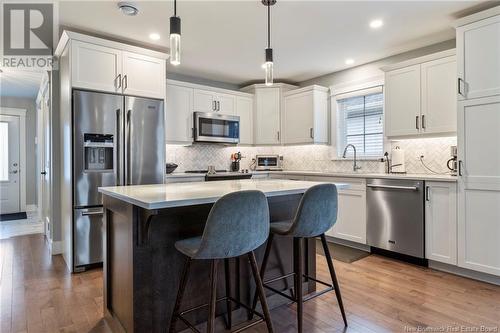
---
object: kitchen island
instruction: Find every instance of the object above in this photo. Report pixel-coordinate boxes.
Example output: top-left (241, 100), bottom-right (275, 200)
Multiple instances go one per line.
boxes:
top-left (99, 179), bottom-right (348, 333)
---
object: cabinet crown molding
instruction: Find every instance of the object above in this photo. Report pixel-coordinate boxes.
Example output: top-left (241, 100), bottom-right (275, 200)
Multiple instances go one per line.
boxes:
top-left (167, 79), bottom-right (253, 98)
top-left (55, 30), bottom-right (169, 60)
top-left (453, 5), bottom-right (500, 27)
top-left (240, 83), bottom-right (298, 92)
top-left (283, 85), bottom-right (329, 96)
top-left (381, 49), bottom-right (456, 72)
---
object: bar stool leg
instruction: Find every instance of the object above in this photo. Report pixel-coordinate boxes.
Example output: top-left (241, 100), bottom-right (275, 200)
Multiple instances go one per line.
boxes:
top-left (169, 257), bottom-right (191, 333)
top-left (207, 259), bottom-right (218, 333)
top-left (320, 234), bottom-right (348, 327)
top-left (294, 237), bottom-right (304, 333)
top-left (248, 251), bottom-right (274, 333)
top-left (224, 258), bottom-right (232, 330)
top-left (250, 233), bottom-right (274, 319)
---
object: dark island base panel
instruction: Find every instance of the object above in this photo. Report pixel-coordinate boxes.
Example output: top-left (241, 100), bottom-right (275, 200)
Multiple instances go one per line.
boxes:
top-left (102, 194), bottom-right (317, 333)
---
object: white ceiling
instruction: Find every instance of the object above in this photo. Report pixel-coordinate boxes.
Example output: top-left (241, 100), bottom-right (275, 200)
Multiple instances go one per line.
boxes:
top-left (0, 69), bottom-right (44, 99)
top-left (59, 1), bottom-right (486, 85)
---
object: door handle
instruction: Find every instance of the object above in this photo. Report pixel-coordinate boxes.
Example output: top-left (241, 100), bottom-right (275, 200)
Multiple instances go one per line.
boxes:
top-left (416, 115), bottom-right (419, 130)
top-left (125, 110), bottom-right (131, 185)
top-left (82, 209), bottom-right (104, 216)
top-left (458, 78), bottom-right (465, 97)
top-left (116, 74), bottom-right (122, 89)
top-left (367, 184), bottom-right (418, 191)
top-left (122, 75), bottom-right (128, 91)
top-left (10, 170), bottom-right (18, 174)
top-left (115, 109), bottom-right (121, 186)
top-left (40, 171), bottom-right (47, 175)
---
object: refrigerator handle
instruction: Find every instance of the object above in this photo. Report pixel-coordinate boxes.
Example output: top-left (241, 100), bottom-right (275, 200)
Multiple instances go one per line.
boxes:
top-left (125, 109), bottom-right (131, 185)
top-left (115, 109), bottom-right (120, 185)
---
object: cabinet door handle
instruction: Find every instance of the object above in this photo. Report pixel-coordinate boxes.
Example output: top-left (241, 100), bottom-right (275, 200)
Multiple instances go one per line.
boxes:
top-left (277, 131), bottom-right (280, 141)
top-left (116, 74), bottom-right (122, 89)
top-left (425, 186), bottom-right (430, 201)
top-left (122, 75), bottom-right (128, 90)
top-left (212, 101), bottom-right (216, 111)
top-left (416, 115), bottom-right (419, 130)
top-left (310, 128), bottom-right (314, 139)
top-left (217, 101), bottom-right (220, 111)
top-left (458, 160), bottom-right (463, 176)
top-left (421, 115), bottom-right (425, 129)
top-left (458, 78), bottom-right (465, 97)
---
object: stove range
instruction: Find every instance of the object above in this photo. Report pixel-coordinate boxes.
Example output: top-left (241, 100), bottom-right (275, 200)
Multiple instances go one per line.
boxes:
top-left (185, 170), bottom-right (252, 181)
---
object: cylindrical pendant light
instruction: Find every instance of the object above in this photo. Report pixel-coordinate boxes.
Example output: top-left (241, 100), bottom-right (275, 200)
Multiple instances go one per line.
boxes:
top-left (263, 0), bottom-right (276, 86)
top-left (169, 0), bottom-right (181, 66)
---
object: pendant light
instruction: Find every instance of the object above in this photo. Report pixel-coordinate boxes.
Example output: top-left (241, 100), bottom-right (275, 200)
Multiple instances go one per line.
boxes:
top-left (263, 0), bottom-right (276, 86)
top-left (169, 0), bottom-right (181, 66)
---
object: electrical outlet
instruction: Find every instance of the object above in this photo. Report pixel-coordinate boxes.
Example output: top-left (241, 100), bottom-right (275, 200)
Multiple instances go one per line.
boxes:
top-left (416, 149), bottom-right (426, 160)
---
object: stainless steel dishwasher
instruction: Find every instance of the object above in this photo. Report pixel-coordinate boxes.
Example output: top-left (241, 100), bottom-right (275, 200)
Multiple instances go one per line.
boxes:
top-left (366, 178), bottom-right (425, 258)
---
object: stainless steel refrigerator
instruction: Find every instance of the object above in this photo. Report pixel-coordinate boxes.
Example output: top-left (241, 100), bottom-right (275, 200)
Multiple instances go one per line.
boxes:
top-left (72, 90), bottom-right (164, 271)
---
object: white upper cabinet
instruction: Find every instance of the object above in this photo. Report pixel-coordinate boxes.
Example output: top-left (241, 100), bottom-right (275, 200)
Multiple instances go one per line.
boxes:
top-left (217, 93), bottom-right (236, 115)
top-left (64, 32), bottom-right (167, 99)
top-left (236, 96), bottom-right (253, 145)
top-left (425, 181), bottom-right (457, 265)
top-left (457, 14), bottom-right (500, 100)
top-left (193, 89), bottom-right (235, 115)
top-left (122, 51), bottom-right (166, 99)
top-left (166, 83), bottom-right (194, 144)
top-left (255, 87), bottom-right (281, 145)
top-left (384, 51), bottom-right (457, 138)
top-left (71, 40), bottom-right (122, 93)
top-left (385, 64), bottom-right (421, 137)
top-left (421, 56), bottom-right (457, 134)
top-left (283, 86), bottom-right (328, 145)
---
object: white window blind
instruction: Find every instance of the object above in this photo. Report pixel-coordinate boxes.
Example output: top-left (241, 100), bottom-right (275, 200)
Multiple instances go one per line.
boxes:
top-left (336, 90), bottom-right (384, 158)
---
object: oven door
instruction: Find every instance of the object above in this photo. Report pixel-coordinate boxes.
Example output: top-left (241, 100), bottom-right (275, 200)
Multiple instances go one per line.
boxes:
top-left (194, 112), bottom-right (240, 144)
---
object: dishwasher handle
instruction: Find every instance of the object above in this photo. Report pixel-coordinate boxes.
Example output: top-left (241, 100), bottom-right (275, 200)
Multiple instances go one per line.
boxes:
top-left (367, 184), bottom-right (419, 191)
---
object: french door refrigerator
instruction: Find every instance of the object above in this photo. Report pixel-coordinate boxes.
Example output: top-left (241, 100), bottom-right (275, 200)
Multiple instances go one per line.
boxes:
top-left (72, 90), bottom-right (164, 271)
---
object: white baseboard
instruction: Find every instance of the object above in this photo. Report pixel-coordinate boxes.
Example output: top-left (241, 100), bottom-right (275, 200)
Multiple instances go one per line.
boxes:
top-left (48, 239), bottom-right (63, 255)
top-left (26, 204), bottom-right (38, 212)
top-left (429, 260), bottom-right (500, 286)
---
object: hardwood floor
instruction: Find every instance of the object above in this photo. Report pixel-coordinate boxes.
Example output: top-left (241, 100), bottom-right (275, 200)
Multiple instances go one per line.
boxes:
top-left (1, 234), bottom-right (500, 333)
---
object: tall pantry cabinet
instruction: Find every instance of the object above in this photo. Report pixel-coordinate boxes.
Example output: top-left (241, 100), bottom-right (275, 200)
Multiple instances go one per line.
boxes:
top-left (455, 7), bottom-right (500, 276)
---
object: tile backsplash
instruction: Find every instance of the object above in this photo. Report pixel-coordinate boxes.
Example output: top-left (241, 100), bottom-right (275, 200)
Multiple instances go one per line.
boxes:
top-left (166, 136), bottom-right (457, 175)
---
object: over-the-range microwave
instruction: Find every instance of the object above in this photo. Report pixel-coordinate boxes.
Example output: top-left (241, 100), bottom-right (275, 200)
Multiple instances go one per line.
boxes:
top-left (194, 112), bottom-right (240, 144)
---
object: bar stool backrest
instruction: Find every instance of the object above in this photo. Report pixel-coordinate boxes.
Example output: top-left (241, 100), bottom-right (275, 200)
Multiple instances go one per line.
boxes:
top-left (288, 183), bottom-right (338, 238)
top-left (194, 190), bottom-right (270, 259)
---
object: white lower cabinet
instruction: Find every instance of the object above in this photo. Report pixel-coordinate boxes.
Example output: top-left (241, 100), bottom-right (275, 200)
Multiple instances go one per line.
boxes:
top-left (425, 181), bottom-right (457, 265)
top-left (304, 176), bottom-right (366, 244)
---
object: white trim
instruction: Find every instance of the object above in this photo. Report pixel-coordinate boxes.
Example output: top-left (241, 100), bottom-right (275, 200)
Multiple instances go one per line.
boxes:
top-left (26, 204), bottom-right (37, 212)
top-left (0, 107), bottom-right (27, 213)
top-left (380, 49), bottom-right (456, 72)
top-left (168, 79), bottom-right (254, 98)
top-left (330, 75), bottom-right (384, 97)
top-left (453, 6), bottom-right (500, 28)
top-left (48, 239), bottom-right (63, 255)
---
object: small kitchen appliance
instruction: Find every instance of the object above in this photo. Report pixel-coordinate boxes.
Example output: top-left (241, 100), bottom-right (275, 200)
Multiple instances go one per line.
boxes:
top-left (255, 155), bottom-right (283, 171)
top-left (447, 145), bottom-right (458, 175)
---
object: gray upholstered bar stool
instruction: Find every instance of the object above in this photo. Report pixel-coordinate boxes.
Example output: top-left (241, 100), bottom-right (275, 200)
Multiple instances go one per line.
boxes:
top-left (251, 183), bottom-right (347, 332)
top-left (169, 190), bottom-right (274, 333)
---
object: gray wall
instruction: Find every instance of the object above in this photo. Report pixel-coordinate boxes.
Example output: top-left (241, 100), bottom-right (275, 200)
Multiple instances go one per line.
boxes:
top-left (299, 40), bottom-right (456, 88)
top-left (0, 96), bottom-right (38, 206)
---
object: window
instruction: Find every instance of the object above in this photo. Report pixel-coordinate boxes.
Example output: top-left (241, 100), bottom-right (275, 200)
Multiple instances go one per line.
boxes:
top-left (336, 89), bottom-right (384, 158)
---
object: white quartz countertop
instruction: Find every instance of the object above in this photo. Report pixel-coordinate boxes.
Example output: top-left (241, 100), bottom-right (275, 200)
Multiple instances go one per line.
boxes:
top-left (166, 170), bottom-right (457, 182)
top-left (99, 179), bottom-right (350, 210)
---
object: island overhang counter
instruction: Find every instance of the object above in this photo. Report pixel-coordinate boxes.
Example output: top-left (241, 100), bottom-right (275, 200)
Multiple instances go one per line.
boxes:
top-left (98, 179), bottom-right (349, 333)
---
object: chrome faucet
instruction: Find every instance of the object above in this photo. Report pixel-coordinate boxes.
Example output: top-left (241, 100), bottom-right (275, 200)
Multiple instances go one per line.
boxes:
top-left (342, 144), bottom-right (362, 172)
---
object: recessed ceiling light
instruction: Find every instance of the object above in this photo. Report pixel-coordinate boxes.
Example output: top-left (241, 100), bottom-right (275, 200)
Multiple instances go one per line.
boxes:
top-left (118, 2), bottom-right (139, 16)
top-left (149, 33), bottom-right (160, 41)
top-left (345, 59), bottom-right (355, 65)
top-left (370, 19), bottom-right (384, 29)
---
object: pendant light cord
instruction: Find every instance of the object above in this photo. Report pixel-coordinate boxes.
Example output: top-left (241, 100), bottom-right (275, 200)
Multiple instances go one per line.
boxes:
top-left (267, 4), bottom-right (271, 48)
top-left (174, 0), bottom-right (177, 17)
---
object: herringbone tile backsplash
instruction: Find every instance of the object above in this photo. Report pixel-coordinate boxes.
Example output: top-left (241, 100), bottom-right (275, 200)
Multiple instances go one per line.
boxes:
top-left (166, 137), bottom-right (457, 175)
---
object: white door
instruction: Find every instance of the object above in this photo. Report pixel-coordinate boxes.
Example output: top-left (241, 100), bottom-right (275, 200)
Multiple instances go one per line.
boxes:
top-left (0, 115), bottom-right (21, 214)
top-left (457, 96), bottom-right (500, 276)
top-left (71, 40), bottom-right (122, 93)
top-left (457, 15), bottom-right (500, 100)
top-left (235, 96), bottom-right (253, 145)
top-left (39, 97), bottom-right (51, 235)
top-left (255, 88), bottom-right (281, 145)
top-left (421, 56), bottom-right (457, 134)
top-left (385, 65), bottom-right (421, 137)
top-left (425, 182), bottom-right (457, 265)
top-left (217, 93), bottom-right (236, 115)
top-left (122, 51), bottom-right (166, 99)
top-left (283, 91), bottom-right (314, 144)
top-left (166, 84), bottom-right (194, 144)
top-left (194, 89), bottom-right (217, 113)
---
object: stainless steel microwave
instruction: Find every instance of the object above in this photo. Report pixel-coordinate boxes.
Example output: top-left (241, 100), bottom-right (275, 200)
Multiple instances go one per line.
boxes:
top-left (194, 112), bottom-right (240, 144)
top-left (256, 155), bottom-right (282, 171)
